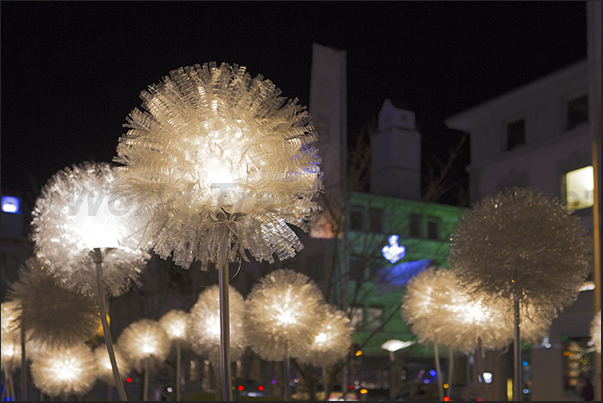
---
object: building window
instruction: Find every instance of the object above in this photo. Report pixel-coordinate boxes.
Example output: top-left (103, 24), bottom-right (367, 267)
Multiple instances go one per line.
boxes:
top-left (566, 94), bottom-right (589, 131)
top-left (409, 214), bottom-right (422, 238)
top-left (565, 166), bottom-right (594, 210)
top-left (348, 306), bottom-right (364, 332)
top-left (426, 217), bottom-right (440, 240)
top-left (368, 207), bottom-right (384, 233)
top-left (507, 118), bottom-right (525, 151)
top-left (350, 205), bottom-right (365, 231)
top-left (367, 306), bottom-right (384, 331)
top-left (349, 255), bottom-right (365, 282)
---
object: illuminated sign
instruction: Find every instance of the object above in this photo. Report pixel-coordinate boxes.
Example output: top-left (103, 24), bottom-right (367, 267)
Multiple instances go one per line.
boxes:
top-left (382, 235), bottom-right (406, 263)
top-left (1, 196), bottom-right (20, 214)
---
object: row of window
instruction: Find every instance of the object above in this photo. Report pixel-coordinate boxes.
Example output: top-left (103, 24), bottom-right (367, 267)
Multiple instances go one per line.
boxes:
top-left (506, 94), bottom-right (589, 152)
top-left (348, 305), bottom-right (383, 333)
top-left (349, 206), bottom-right (441, 240)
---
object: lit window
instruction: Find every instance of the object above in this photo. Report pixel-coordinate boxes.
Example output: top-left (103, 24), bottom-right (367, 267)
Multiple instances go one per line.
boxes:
top-left (369, 208), bottom-right (384, 233)
top-left (507, 118), bottom-right (525, 151)
top-left (367, 306), bottom-right (384, 331)
top-left (348, 307), bottom-right (363, 332)
top-left (1, 196), bottom-right (20, 214)
top-left (409, 214), bottom-right (422, 238)
top-left (426, 217), bottom-right (440, 240)
top-left (565, 166), bottom-right (594, 210)
top-left (566, 94), bottom-right (588, 131)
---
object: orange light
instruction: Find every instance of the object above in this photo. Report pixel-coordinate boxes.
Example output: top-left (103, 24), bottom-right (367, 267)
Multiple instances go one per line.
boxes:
top-left (238, 385), bottom-right (244, 391)
top-left (258, 386), bottom-right (264, 391)
top-left (355, 350), bottom-right (362, 356)
top-left (126, 377), bottom-right (132, 383)
top-left (443, 397), bottom-right (450, 401)
top-left (360, 389), bottom-right (368, 394)
top-left (477, 399), bottom-right (482, 401)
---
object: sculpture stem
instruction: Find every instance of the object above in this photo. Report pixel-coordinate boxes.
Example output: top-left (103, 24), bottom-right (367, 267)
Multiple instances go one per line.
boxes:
top-left (143, 360), bottom-right (149, 401)
top-left (92, 248), bottom-right (127, 401)
top-left (513, 294), bottom-right (522, 401)
top-left (477, 337), bottom-right (491, 401)
top-left (219, 263), bottom-right (233, 401)
top-left (284, 341), bottom-right (291, 402)
top-left (447, 348), bottom-right (454, 398)
top-left (176, 339), bottom-right (181, 401)
top-left (21, 323), bottom-right (27, 401)
top-left (322, 364), bottom-right (328, 401)
top-left (433, 333), bottom-right (444, 401)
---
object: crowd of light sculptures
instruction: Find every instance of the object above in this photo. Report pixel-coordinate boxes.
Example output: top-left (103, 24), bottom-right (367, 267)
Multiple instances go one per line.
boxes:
top-left (1, 301), bottom-right (21, 401)
top-left (591, 310), bottom-right (601, 354)
top-left (8, 257), bottom-right (99, 349)
top-left (187, 285), bottom-right (247, 399)
top-left (159, 309), bottom-right (189, 401)
top-left (30, 162), bottom-right (151, 401)
top-left (117, 319), bottom-right (171, 401)
top-left (245, 269), bottom-right (325, 401)
top-left (449, 187), bottom-right (592, 401)
top-left (112, 62), bottom-right (321, 400)
top-left (30, 344), bottom-right (97, 400)
top-left (296, 305), bottom-right (353, 398)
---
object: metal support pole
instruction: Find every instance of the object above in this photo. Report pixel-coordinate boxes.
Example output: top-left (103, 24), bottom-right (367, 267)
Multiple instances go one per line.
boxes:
top-left (389, 351), bottom-right (396, 399)
top-left (176, 340), bottom-right (181, 401)
top-left (322, 364), bottom-right (328, 401)
top-left (283, 348), bottom-right (291, 402)
top-left (21, 322), bottom-right (27, 401)
top-left (219, 263), bottom-right (233, 401)
top-left (447, 348), bottom-right (454, 399)
top-left (92, 248), bottom-right (127, 401)
top-left (513, 294), bottom-right (522, 402)
top-left (477, 337), bottom-right (491, 401)
top-left (143, 360), bottom-right (149, 402)
top-left (433, 333), bottom-right (444, 402)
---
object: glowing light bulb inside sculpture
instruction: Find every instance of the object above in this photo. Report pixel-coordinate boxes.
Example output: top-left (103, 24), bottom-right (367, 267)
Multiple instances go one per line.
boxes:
top-left (382, 235), bottom-right (406, 264)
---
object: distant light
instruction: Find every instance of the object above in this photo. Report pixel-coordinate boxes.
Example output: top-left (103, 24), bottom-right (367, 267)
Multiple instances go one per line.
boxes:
top-left (349, 385), bottom-right (354, 390)
top-left (126, 377), bottom-right (132, 383)
top-left (443, 384), bottom-right (449, 389)
top-left (238, 385), bottom-right (244, 391)
top-left (258, 386), bottom-right (264, 391)
top-left (483, 372), bottom-right (493, 384)
top-left (507, 378), bottom-right (513, 401)
top-left (444, 397), bottom-right (450, 401)
top-left (355, 350), bottom-right (363, 356)
top-left (523, 389), bottom-right (530, 394)
top-left (360, 389), bottom-right (368, 394)
top-left (429, 369), bottom-right (437, 377)
top-left (522, 360), bottom-right (529, 366)
top-left (423, 379), bottom-right (431, 384)
top-left (1, 196), bottom-right (20, 214)
top-left (167, 387), bottom-right (173, 393)
top-left (580, 281), bottom-right (595, 291)
top-left (382, 235), bottom-right (406, 263)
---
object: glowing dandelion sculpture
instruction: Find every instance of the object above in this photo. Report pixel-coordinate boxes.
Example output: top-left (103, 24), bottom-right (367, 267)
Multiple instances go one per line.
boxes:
top-left (159, 310), bottom-right (189, 401)
top-left (1, 301), bottom-right (21, 401)
top-left (113, 62), bottom-right (321, 400)
top-left (9, 257), bottom-right (99, 349)
top-left (31, 344), bottom-right (97, 400)
top-left (591, 311), bottom-right (601, 354)
top-left (296, 304), bottom-right (353, 399)
top-left (246, 269), bottom-right (325, 401)
top-left (187, 285), bottom-right (246, 400)
top-left (117, 319), bottom-right (171, 401)
top-left (449, 187), bottom-right (592, 401)
top-left (31, 161), bottom-right (151, 401)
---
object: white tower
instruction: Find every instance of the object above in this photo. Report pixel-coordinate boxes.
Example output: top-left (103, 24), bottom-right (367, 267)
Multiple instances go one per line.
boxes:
top-left (371, 99), bottom-right (421, 200)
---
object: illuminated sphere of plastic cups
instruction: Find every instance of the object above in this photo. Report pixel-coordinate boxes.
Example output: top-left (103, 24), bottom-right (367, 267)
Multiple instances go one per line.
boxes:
top-left (30, 162), bottom-right (150, 297)
top-left (245, 269), bottom-right (325, 361)
top-left (187, 285), bottom-right (247, 364)
top-left (31, 344), bottom-right (97, 398)
top-left (449, 187), bottom-right (591, 310)
top-left (159, 309), bottom-right (189, 341)
top-left (296, 304), bottom-right (353, 367)
top-left (592, 310), bottom-right (601, 354)
top-left (113, 62), bottom-right (322, 269)
top-left (117, 319), bottom-right (171, 368)
top-left (94, 346), bottom-right (131, 385)
top-left (9, 257), bottom-right (99, 349)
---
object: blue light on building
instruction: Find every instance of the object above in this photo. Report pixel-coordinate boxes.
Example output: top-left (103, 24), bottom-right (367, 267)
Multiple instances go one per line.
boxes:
top-left (1, 196), bottom-right (20, 214)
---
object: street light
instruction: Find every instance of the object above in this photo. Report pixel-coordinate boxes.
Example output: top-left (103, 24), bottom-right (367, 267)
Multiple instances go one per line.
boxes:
top-left (382, 339), bottom-right (414, 399)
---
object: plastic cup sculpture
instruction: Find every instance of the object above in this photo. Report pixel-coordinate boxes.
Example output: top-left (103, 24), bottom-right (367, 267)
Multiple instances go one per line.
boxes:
top-left (117, 319), bottom-right (171, 401)
top-left (1, 301), bottom-right (21, 401)
top-left (113, 62), bottom-right (321, 400)
top-left (591, 311), bottom-right (601, 354)
top-left (449, 187), bottom-right (592, 401)
top-left (296, 304), bottom-right (353, 399)
top-left (30, 161), bottom-right (151, 401)
top-left (245, 269), bottom-right (325, 401)
top-left (187, 285), bottom-right (246, 400)
top-left (159, 310), bottom-right (189, 401)
top-left (94, 346), bottom-right (131, 399)
top-left (381, 339), bottom-right (415, 399)
top-left (30, 344), bottom-right (97, 401)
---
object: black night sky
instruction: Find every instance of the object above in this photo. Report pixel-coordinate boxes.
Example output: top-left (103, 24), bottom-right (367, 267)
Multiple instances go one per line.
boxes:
top-left (1, 2), bottom-right (588, 208)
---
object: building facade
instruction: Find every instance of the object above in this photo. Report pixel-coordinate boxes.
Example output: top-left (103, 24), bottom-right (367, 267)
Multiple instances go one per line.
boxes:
top-left (446, 59), bottom-right (597, 401)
